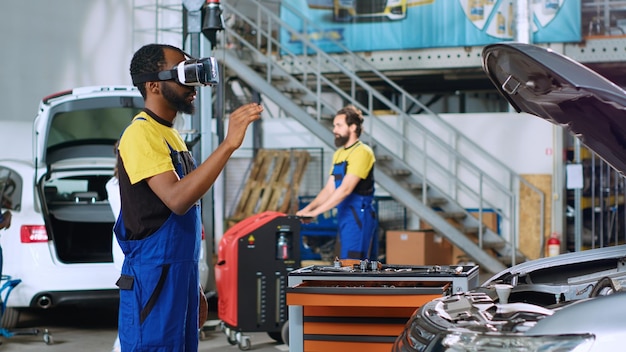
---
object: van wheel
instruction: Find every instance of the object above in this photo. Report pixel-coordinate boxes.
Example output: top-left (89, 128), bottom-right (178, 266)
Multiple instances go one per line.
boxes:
top-left (1, 307), bottom-right (20, 329)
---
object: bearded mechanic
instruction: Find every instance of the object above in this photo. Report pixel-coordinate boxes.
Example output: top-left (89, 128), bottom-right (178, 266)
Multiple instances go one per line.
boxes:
top-left (115, 43), bottom-right (262, 351)
top-left (296, 105), bottom-right (378, 260)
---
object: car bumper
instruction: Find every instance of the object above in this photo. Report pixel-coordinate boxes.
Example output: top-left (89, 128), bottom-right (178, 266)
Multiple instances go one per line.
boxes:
top-left (29, 289), bottom-right (119, 309)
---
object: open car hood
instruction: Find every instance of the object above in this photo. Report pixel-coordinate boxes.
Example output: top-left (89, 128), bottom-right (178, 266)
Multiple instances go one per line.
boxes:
top-left (482, 42), bottom-right (626, 175)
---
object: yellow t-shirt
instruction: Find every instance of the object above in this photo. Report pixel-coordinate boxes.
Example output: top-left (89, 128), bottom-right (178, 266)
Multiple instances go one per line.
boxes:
top-left (117, 111), bottom-right (194, 240)
top-left (119, 111), bottom-right (188, 185)
top-left (331, 141), bottom-right (375, 179)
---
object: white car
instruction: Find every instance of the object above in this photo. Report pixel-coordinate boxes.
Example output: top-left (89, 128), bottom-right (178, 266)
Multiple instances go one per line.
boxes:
top-left (0, 86), bottom-right (209, 328)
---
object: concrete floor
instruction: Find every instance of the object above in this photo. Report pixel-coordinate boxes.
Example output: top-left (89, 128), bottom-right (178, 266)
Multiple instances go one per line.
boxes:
top-left (0, 306), bottom-right (287, 352)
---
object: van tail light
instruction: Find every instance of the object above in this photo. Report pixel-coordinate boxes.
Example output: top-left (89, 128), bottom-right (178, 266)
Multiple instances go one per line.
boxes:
top-left (20, 225), bottom-right (49, 243)
top-left (202, 226), bottom-right (206, 240)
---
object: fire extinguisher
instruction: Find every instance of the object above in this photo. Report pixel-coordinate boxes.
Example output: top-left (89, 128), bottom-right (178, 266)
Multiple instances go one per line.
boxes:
top-left (547, 233), bottom-right (560, 257)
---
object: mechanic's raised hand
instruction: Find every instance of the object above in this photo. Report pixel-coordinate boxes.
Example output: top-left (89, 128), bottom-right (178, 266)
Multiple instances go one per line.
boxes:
top-left (224, 103), bottom-right (263, 149)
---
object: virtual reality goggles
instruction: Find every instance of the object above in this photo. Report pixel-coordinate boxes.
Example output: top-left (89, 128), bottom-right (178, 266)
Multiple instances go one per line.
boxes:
top-left (132, 57), bottom-right (219, 87)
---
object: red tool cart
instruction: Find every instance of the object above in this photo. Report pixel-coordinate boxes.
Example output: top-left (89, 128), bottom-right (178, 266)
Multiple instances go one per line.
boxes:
top-left (215, 211), bottom-right (301, 350)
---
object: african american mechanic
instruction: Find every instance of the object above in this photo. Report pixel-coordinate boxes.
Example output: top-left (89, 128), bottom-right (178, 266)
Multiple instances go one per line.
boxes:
top-left (115, 43), bottom-right (262, 351)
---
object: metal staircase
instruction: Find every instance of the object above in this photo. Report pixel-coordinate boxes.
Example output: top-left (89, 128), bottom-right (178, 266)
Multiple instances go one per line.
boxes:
top-left (217, 0), bottom-right (545, 274)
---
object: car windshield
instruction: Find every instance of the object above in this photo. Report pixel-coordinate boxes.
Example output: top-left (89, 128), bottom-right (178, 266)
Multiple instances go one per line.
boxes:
top-left (46, 107), bottom-right (140, 150)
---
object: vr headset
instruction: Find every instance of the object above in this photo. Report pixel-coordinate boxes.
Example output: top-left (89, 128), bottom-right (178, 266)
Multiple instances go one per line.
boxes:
top-left (132, 57), bottom-right (219, 87)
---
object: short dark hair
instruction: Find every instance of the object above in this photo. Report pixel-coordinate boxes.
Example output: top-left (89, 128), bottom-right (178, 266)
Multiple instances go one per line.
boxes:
top-left (336, 105), bottom-right (364, 137)
top-left (129, 44), bottom-right (184, 98)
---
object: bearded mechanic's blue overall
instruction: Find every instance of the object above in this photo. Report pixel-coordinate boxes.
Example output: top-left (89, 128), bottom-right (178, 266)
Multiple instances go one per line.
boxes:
top-left (114, 143), bottom-right (201, 352)
top-left (333, 143), bottom-right (379, 260)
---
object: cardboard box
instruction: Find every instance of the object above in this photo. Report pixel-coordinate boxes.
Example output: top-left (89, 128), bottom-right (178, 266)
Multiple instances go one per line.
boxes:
top-left (451, 245), bottom-right (469, 264)
top-left (386, 230), bottom-right (452, 265)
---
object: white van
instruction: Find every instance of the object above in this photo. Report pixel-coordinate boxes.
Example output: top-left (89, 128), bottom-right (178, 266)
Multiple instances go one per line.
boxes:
top-left (0, 86), bottom-right (209, 328)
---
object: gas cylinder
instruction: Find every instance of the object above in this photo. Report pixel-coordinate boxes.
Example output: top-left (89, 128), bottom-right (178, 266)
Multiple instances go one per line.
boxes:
top-left (547, 233), bottom-right (560, 257)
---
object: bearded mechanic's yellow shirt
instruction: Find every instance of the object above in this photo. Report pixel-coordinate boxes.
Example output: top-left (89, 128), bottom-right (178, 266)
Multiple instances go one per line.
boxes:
top-left (331, 141), bottom-right (375, 179)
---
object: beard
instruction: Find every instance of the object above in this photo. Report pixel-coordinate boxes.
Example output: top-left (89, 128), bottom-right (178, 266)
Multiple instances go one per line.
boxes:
top-left (334, 134), bottom-right (349, 148)
top-left (162, 82), bottom-right (195, 115)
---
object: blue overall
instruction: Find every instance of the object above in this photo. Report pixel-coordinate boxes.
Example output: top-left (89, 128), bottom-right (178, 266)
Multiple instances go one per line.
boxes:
top-left (114, 144), bottom-right (201, 352)
top-left (333, 160), bottom-right (378, 260)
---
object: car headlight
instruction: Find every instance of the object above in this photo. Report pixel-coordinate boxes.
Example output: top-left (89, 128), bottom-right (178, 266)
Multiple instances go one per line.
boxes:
top-left (440, 331), bottom-right (595, 351)
top-left (394, 310), bottom-right (438, 352)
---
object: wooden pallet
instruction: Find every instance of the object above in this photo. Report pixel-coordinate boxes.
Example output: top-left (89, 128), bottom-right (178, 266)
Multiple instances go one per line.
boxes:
top-left (229, 149), bottom-right (310, 225)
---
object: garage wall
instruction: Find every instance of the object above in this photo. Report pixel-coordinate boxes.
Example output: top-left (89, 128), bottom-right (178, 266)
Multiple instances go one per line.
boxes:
top-left (1, 1), bottom-right (141, 123)
top-left (439, 113), bottom-right (554, 174)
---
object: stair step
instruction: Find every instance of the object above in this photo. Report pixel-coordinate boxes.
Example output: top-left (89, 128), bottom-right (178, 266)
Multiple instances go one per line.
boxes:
top-left (281, 87), bottom-right (304, 95)
top-left (426, 197), bottom-right (447, 207)
top-left (460, 226), bottom-right (479, 235)
top-left (476, 240), bottom-right (506, 251)
top-left (249, 62), bottom-right (267, 72)
top-left (293, 99), bottom-right (316, 107)
top-left (390, 169), bottom-right (411, 176)
top-left (403, 182), bottom-right (423, 192)
top-left (440, 211), bottom-right (466, 220)
top-left (270, 75), bottom-right (290, 82)
top-left (462, 224), bottom-right (497, 235)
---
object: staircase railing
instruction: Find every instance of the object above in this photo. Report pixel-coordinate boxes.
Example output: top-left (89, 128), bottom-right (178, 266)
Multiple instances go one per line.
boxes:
top-left (219, 0), bottom-right (546, 267)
